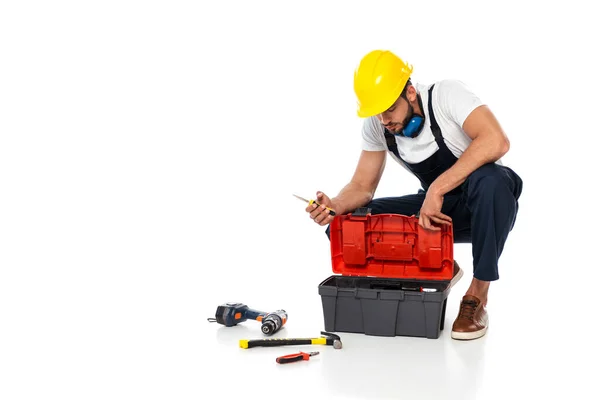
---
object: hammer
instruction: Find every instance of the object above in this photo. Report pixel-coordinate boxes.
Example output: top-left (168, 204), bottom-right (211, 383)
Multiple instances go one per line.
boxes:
top-left (240, 331), bottom-right (342, 349)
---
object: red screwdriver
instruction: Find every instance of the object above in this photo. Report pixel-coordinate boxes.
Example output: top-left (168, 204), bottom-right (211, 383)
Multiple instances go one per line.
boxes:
top-left (276, 351), bottom-right (319, 364)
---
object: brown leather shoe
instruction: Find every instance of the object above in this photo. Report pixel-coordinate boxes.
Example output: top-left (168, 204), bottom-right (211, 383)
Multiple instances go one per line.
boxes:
top-left (451, 295), bottom-right (488, 340)
top-left (449, 261), bottom-right (463, 289)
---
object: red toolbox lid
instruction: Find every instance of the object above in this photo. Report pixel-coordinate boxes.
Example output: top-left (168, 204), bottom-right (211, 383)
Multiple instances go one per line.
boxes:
top-left (329, 209), bottom-right (454, 281)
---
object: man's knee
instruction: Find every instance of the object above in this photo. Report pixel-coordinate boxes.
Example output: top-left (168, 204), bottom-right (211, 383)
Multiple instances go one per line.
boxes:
top-left (466, 163), bottom-right (518, 199)
top-left (363, 195), bottom-right (424, 216)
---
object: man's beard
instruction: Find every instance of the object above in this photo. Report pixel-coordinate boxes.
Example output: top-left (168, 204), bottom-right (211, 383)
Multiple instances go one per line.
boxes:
top-left (384, 102), bottom-right (415, 134)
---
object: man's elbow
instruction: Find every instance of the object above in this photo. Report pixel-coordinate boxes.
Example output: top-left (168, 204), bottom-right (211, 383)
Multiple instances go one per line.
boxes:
top-left (496, 135), bottom-right (510, 158)
top-left (501, 137), bottom-right (510, 156)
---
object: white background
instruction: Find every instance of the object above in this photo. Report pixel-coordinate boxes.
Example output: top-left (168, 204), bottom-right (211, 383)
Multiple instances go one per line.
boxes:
top-left (1, 1), bottom-right (598, 399)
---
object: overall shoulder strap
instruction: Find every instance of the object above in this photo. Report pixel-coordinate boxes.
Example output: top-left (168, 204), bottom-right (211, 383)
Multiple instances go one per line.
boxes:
top-left (427, 84), bottom-right (445, 149)
top-left (384, 128), bottom-right (401, 160)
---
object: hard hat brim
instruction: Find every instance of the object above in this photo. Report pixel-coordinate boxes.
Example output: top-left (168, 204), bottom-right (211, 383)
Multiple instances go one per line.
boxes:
top-left (356, 82), bottom-right (405, 118)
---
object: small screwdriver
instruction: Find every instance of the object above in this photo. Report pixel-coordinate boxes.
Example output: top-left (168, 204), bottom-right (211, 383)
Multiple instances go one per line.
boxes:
top-left (293, 194), bottom-right (336, 216)
top-left (276, 351), bottom-right (319, 364)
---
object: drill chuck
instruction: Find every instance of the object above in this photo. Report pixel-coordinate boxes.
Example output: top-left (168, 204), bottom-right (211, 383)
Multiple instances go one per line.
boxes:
top-left (261, 310), bottom-right (287, 335)
top-left (262, 321), bottom-right (277, 335)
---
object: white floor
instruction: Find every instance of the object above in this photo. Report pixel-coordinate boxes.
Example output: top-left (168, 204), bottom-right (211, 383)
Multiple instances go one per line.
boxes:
top-left (201, 240), bottom-right (597, 400)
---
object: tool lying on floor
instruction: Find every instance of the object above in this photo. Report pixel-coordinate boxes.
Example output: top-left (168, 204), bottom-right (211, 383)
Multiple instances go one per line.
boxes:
top-left (276, 351), bottom-right (319, 364)
top-left (239, 331), bottom-right (342, 349)
top-left (207, 302), bottom-right (287, 335)
top-left (293, 194), bottom-right (337, 216)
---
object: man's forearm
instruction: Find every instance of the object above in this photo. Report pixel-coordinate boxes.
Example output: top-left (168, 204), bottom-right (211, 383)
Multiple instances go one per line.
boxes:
top-left (331, 182), bottom-right (374, 215)
top-left (430, 136), bottom-right (509, 196)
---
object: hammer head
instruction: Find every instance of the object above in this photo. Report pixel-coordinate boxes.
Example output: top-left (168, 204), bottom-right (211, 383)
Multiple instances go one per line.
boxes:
top-left (321, 331), bottom-right (342, 349)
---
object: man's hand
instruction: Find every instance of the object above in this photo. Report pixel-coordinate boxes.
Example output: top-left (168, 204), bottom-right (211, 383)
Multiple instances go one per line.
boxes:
top-left (306, 191), bottom-right (336, 226)
top-left (417, 190), bottom-right (452, 231)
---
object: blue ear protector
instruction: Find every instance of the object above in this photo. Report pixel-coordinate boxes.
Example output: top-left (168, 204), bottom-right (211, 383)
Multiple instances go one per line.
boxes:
top-left (395, 93), bottom-right (426, 138)
top-left (399, 115), bottom-right (424, 138)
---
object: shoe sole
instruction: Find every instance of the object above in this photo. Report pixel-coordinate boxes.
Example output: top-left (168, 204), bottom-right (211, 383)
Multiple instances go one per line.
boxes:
top-left (449, 262), bottom-right (464, 289)
top-left (451, 326), bottom-right (488, 340)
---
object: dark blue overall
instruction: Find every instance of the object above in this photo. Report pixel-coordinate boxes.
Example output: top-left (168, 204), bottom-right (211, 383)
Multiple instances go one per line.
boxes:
top-left (329, 84), bottom-right (523, 281)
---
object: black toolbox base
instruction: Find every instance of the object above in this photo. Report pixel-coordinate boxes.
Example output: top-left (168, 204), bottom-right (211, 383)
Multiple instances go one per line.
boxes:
top-left (318, 275), bottom-right (451, 339)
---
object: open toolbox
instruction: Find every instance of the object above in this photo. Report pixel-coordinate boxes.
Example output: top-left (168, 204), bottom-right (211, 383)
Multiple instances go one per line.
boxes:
top-left (318, 208), bottom-right (455, 339)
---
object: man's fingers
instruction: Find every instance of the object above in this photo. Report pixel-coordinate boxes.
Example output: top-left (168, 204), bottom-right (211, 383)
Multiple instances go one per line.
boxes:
top-left (312, 205), bottom-right (327, 220)
top-left (422, 215), bottom-right (441, 231)
top-left (435, 212), bottom-right (452, 222)
top-left (313, 210), bottom-right (325, 224)
top-left (316, 191), bottom-right (333, 208)
top-left (419, 213), bottom-right (440, 231)
top-left (418, 212), bottom-right (428, 229)
top-left (430, 215), bottom-right (451, 225)
top-left (306, 204), bottom-right (324, 219)
top-left (314, 208), bottom-right (332, 225)
top-left (319, 214), bottom-right (334, 226)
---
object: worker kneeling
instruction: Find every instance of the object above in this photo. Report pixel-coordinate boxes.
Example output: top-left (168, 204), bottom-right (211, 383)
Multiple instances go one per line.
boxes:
top-left (305, 50), bottom-right (523, 341)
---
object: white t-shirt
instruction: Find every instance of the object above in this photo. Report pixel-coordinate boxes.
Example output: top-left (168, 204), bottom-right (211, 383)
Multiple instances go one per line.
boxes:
top-left (361, 79), bottom-right (492, 169)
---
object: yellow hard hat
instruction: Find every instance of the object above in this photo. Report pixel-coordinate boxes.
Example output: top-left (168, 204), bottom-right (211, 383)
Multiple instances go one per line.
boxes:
top-left (353, 50), bottom-right (414, 118)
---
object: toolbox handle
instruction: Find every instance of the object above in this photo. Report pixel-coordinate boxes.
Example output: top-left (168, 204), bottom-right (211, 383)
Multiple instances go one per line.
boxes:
top-left (350, 207), bottom-right (371, 217)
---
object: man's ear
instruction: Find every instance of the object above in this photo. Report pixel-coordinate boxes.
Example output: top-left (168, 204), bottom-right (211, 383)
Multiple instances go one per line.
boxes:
top-left (405, 85), bottom-right (417, 103)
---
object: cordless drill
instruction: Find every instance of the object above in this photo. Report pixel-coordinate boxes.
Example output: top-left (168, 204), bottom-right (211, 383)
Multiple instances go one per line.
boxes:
top-left (209, 302), bottom-right (287, 335)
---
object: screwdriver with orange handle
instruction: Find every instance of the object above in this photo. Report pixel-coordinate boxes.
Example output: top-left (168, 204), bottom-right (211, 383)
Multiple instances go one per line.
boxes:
top-left (276, 351), bottom-right (319, 364)
top-left (293, 194), bottom-right (336, 216)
